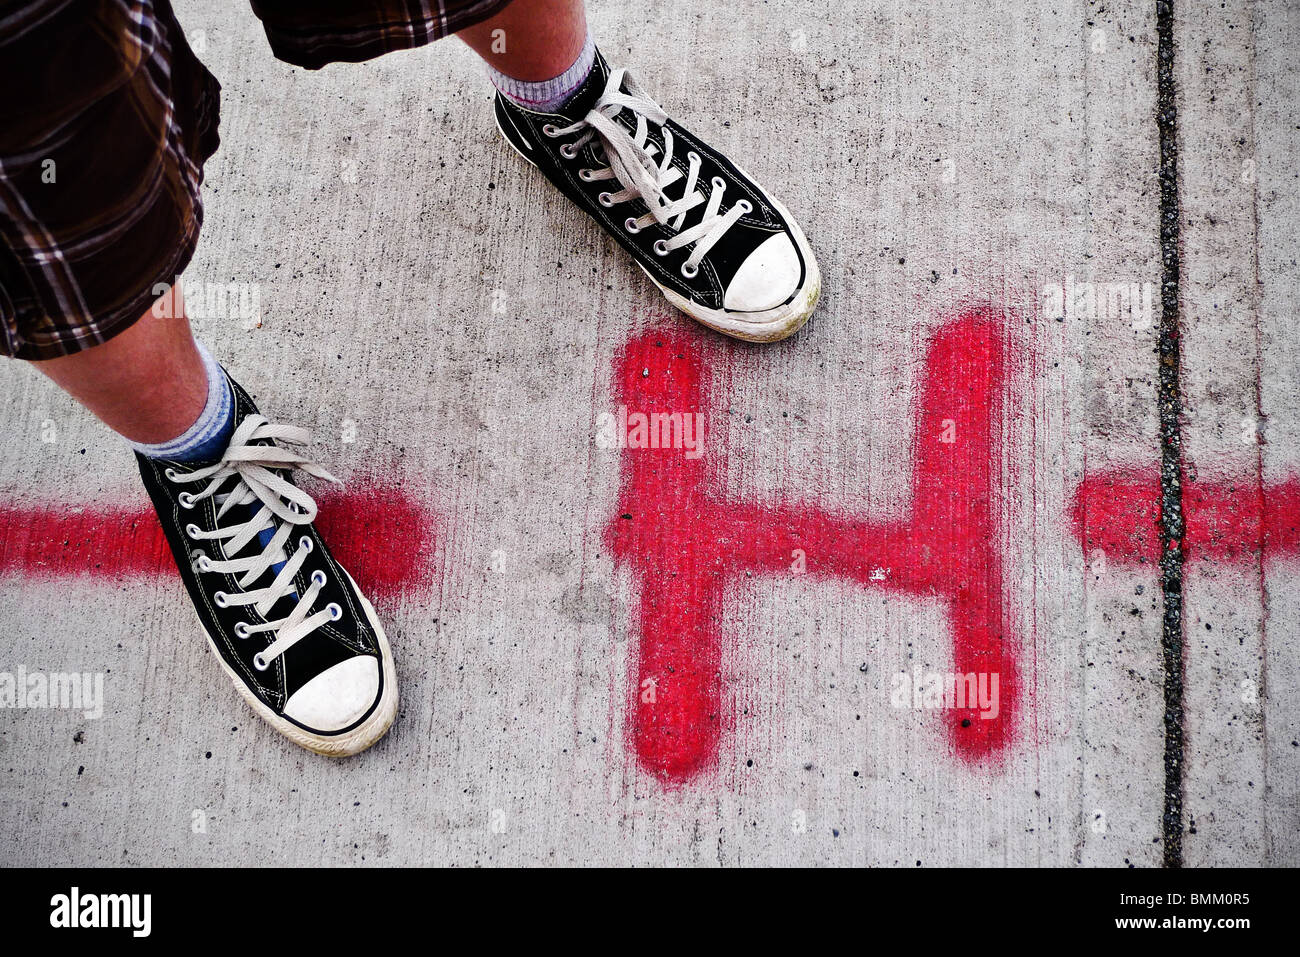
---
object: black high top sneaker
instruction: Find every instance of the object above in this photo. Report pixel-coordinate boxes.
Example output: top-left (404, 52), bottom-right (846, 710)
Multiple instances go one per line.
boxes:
top-left (494, 50), bottom-right (821, 343)
top-left (136, 374), bottom-right (397, 756)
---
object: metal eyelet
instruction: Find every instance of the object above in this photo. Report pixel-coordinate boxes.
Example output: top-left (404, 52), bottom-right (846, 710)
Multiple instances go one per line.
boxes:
top-left (711, 176), bottom-right (726, 191)
top-left (234, 622), bottom-right (251, 639)
top-left (736, 199), bottom-right (753, 214)
top-left (178, 492), bottom-right (195, 509)
top-left (196, 555), bottom-right (213, 573)
top-left (164, 468), bottom-right (179, 481)
top-left (299, 536), bottom-right (313, 554)
top-left (542, 123), bottom-right (560, 137)
top-left (311, 570), bottom-right (327, 587)
top-left (598, 192), bottom-right (614, 208)
top-left (185, 523), bottom-right (201, 539)
top-left (578, 168), bottom-right (595, 181)
top-left (687, 151), bottom-right (700, 164)
top-left (653, 239), bottom-right (670, 256)
top-left (327, 603), bottom-right (343, 621)
top-left (559, 143), bottom-right (578, 159)
top-left (253, 652), bottom-right (270, 672)
top-left (213, 591), bottom-right (229, 608)
top-left (624, 217), bottom-right (642, 234)
top-left (681, 262), bottom-right (700, 279)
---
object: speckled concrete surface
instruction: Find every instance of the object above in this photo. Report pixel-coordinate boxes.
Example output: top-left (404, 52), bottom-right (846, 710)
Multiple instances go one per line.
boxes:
top-left (0, 0), bottom-right (1295, 866)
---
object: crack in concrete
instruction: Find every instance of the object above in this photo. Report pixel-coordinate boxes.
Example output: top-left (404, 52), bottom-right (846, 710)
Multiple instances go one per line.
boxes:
top-left (1155, 0), bottom-right (1186, 869)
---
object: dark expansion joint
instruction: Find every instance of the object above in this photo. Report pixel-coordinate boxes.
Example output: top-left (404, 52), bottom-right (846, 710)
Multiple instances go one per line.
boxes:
top-left (1155, 0), bottom-right (1186, 869)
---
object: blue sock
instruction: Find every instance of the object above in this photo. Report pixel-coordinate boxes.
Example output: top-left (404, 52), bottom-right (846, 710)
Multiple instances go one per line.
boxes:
top-left (131, 340), bottom-right (235, 463)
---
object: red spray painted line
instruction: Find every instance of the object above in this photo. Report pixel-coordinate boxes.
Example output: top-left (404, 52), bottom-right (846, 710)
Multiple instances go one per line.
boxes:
top-left (0, 485), bottom-right (436, 601)
top-left (606, 310), bottom-right (1017, 784)
top-left (1071, 470), bottom-right (1300, 565)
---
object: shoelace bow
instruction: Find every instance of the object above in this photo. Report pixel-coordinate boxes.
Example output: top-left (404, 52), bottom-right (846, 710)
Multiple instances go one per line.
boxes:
top-left (546, 68), bottom-right (751, 275)
top-left (167, 415), bottom-right (342, 671)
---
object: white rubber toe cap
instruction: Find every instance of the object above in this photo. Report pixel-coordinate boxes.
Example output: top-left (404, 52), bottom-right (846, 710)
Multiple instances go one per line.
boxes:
top-left (283, 656), bottom-right (380, 733)
top-left (722, 232), bottom-right (801, 312)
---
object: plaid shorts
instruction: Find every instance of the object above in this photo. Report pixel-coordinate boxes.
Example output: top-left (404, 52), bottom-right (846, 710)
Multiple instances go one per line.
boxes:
top-left (0, 0), bottom-right (512, 360)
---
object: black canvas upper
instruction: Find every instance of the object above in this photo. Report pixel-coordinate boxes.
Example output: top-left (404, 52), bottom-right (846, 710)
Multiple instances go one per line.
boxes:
top-left (495, 49), bottom-right (808, 312)
top-left (136, 376), bottom-right (384, 734)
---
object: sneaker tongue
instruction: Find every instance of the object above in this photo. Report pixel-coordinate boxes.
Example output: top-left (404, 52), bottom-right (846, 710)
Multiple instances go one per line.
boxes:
top-left (557, 53), bottom-right (740, 254)
top-left (576, 61), bottom-right (710, 235)
top-left (220, 495), bottom-right (296, 599)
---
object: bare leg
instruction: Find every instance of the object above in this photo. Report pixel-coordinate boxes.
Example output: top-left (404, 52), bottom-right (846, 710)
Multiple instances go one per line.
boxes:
top-left (31, 287), bottom-right (207, 444)
top-left (457, 0), bottom-right (587, 80)
top-left (39, 2), bottom-right (590, 446)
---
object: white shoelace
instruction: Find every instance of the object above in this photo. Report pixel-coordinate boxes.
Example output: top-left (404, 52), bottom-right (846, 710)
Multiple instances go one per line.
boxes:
top-left (166, 415), bottom-right (342, 672)
top-left (545, 68), bottom-right (751, 275)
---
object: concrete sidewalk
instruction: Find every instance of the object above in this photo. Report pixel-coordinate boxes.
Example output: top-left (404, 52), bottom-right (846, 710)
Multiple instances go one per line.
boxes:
top-left (0, 0), bottom-right (1296, 866)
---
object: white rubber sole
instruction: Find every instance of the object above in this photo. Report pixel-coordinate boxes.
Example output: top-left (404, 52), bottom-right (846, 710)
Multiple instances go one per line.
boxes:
top-left (496, 114), bottom-right (821, 343)
top-left (195, 565), bottom-right (398, 757)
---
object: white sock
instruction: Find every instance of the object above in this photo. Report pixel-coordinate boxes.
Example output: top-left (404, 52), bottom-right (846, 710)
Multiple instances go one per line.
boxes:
top-left (130, 340), bottom-right (235, 463)
top-left (487, 31), bottom-right (596, 112)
